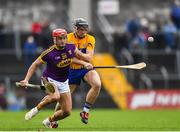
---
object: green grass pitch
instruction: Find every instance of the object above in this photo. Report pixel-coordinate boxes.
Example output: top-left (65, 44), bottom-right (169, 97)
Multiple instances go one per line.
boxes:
top-left (0, 109), bottom-right (180, 131)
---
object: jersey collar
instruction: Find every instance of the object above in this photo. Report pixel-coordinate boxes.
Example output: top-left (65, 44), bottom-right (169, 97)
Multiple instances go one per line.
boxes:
top-left (74, 32), bottom-right (86, 39)
top-left (55, 45), bottom-right (65, 50)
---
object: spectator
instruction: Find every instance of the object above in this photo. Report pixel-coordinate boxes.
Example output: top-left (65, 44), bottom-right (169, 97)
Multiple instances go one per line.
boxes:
top-left (31, 21), bottom-right (42, 47)
top-left (170, 0), bottom-right (180, 30)
top-left (7, 89), bottom-right (26, 111)
top-left (0, 83), bottom-right (7, 110)
top-left (126, 14), bottom-right (141, 50)
top-left (31, 21), bottom-right (42, 34)
top-left (41, 21), bottom-right (52, 49)
top-left (162, 19), bottom-right (177, 52)
top-left (130, 31), bottom-right (146, 50)
top-left (23, 35), bottom-right (38, 68)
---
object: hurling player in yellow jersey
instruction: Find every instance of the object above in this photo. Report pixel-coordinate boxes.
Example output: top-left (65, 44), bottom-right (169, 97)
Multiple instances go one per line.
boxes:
top-left (56, 18), bottom-right (101, 124)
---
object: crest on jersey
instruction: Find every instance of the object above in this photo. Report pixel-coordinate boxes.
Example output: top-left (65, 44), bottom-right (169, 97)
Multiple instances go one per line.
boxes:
top-left (68, 50), bottom-right (72, 55)
top-left (83, 43), bottom-right (87, 47)
top-left (61, 53), bottom-right (67, 59)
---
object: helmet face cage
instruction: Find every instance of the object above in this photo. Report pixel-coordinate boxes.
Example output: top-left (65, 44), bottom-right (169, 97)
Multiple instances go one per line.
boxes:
top-left (73, 18), bottom-right (89, 30)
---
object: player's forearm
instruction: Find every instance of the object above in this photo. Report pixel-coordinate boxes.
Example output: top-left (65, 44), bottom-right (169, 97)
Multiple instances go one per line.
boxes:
top-left (72, 57), bottom-right (89, 66)
top-left (24, 62), bottom-right (39, 82)
top-left (81, 54), bottom-right (92, 62)
top-left (76, 51), bottom-right (92, 62)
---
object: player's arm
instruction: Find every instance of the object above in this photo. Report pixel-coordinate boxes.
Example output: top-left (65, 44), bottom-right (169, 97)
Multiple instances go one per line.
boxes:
top-left (74, 48), bottom-right (94, 63)
top-left (72, 57), bottom-right (93, 69)
top-left (20, 57), bottom-right (44, 87)
top-left (75, 35), bottom-right (95, 62)
top-left (80, 36), bottom-right (96, 62)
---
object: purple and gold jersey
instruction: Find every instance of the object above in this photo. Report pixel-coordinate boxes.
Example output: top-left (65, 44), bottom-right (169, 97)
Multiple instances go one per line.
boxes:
top-left (38, 44), bottom-right (76, 82)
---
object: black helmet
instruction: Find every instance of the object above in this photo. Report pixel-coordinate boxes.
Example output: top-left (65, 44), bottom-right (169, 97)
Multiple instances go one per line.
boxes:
top-left (73, 18), bottom-right (88, 28)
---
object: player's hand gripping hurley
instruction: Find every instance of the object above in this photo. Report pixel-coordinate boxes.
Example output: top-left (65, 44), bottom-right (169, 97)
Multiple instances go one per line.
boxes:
top-left (15, 82), bottom-right (55, 93)
top-left (94, 62), bottom-right (146, 70)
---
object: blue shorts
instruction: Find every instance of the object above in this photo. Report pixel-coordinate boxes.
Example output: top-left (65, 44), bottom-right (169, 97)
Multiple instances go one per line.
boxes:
top-left (68, 68), bottom-right (90, 85)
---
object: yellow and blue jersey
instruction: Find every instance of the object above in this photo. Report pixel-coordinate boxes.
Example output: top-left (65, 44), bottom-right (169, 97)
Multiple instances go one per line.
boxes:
top-left (67, 32), bottom-right (96, 85)
top-left (68, 32), bottom-right (95, 69)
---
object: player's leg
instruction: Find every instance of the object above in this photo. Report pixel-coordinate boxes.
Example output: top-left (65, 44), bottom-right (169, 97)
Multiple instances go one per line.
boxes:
top-left (80, 70), bottom-right (101, 124)
top-left (25, 95), bottom-right (55, 120)
top-left (25, 79), bottom-right (59, 120)
top-left (25, 94), bottom-right (58, 120)
top-left (37, 77), bottom-right (60, 111)
top-left (54, 68), bottom-right (80, 112)
top-left (51, 92), bottom-right (72, 120)
top-left (54, 84), bottom-right (77, 111)
top-left (84, 70), bottom-right (101, 104)
top-left (42, 92), bottom-right (72, 128)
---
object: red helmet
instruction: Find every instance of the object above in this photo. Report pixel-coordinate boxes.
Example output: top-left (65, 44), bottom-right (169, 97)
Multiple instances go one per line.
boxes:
top-left (52, 28), bottom-right (67, 37)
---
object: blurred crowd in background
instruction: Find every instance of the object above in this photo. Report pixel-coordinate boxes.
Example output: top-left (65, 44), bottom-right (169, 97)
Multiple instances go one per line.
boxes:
top-left (0, 0), bottom-right (179, 51)
top-left (113, 0), bottom-right (180, 54)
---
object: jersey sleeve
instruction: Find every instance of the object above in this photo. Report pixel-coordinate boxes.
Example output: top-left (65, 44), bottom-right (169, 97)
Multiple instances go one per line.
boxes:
top-left (38, 49), bottom-right (49, 63)
top-left (67, 33), bottom-right (74, 44)
top-left (70, 44), bottom-right (76, 57)
top-left (72, 44), bottom-right (76, 51)
top-left (87, 36), bottom-right (95, 51)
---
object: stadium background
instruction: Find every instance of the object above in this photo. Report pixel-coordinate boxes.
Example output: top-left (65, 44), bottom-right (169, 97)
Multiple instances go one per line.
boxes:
top-left (0, 0), bottom-right (180, 112)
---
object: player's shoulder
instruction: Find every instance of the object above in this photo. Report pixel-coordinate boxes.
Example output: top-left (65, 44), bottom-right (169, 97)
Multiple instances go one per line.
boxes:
top-left (67, 32), bottom-right (74, 38)
top-left (66, 43), bottom-right (76, 50)
top-left (66, 43), bottom-right (74, 47)
top-left (86, 34), bottom-right (95, 39)
top-left (41, 45), bottom-right (56, 56)
top-left (87, 33), bottom-right (95, 38)
top-left (86, 34), bottom-right (95, 42)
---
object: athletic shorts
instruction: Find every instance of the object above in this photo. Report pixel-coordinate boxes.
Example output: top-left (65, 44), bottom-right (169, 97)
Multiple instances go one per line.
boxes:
top-left (41, 77), bottom-right (70, 93)
top-left (68, 68), bottom-right (90, 85)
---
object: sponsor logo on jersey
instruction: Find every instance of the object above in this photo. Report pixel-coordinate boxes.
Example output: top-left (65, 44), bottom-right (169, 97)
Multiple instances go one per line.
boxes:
top-left (57, 58), bottom-right (72, 68)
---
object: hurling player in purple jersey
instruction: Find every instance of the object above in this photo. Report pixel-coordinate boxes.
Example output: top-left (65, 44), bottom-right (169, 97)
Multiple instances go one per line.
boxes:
top-left (19, 28), bottom-right (93, 128)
